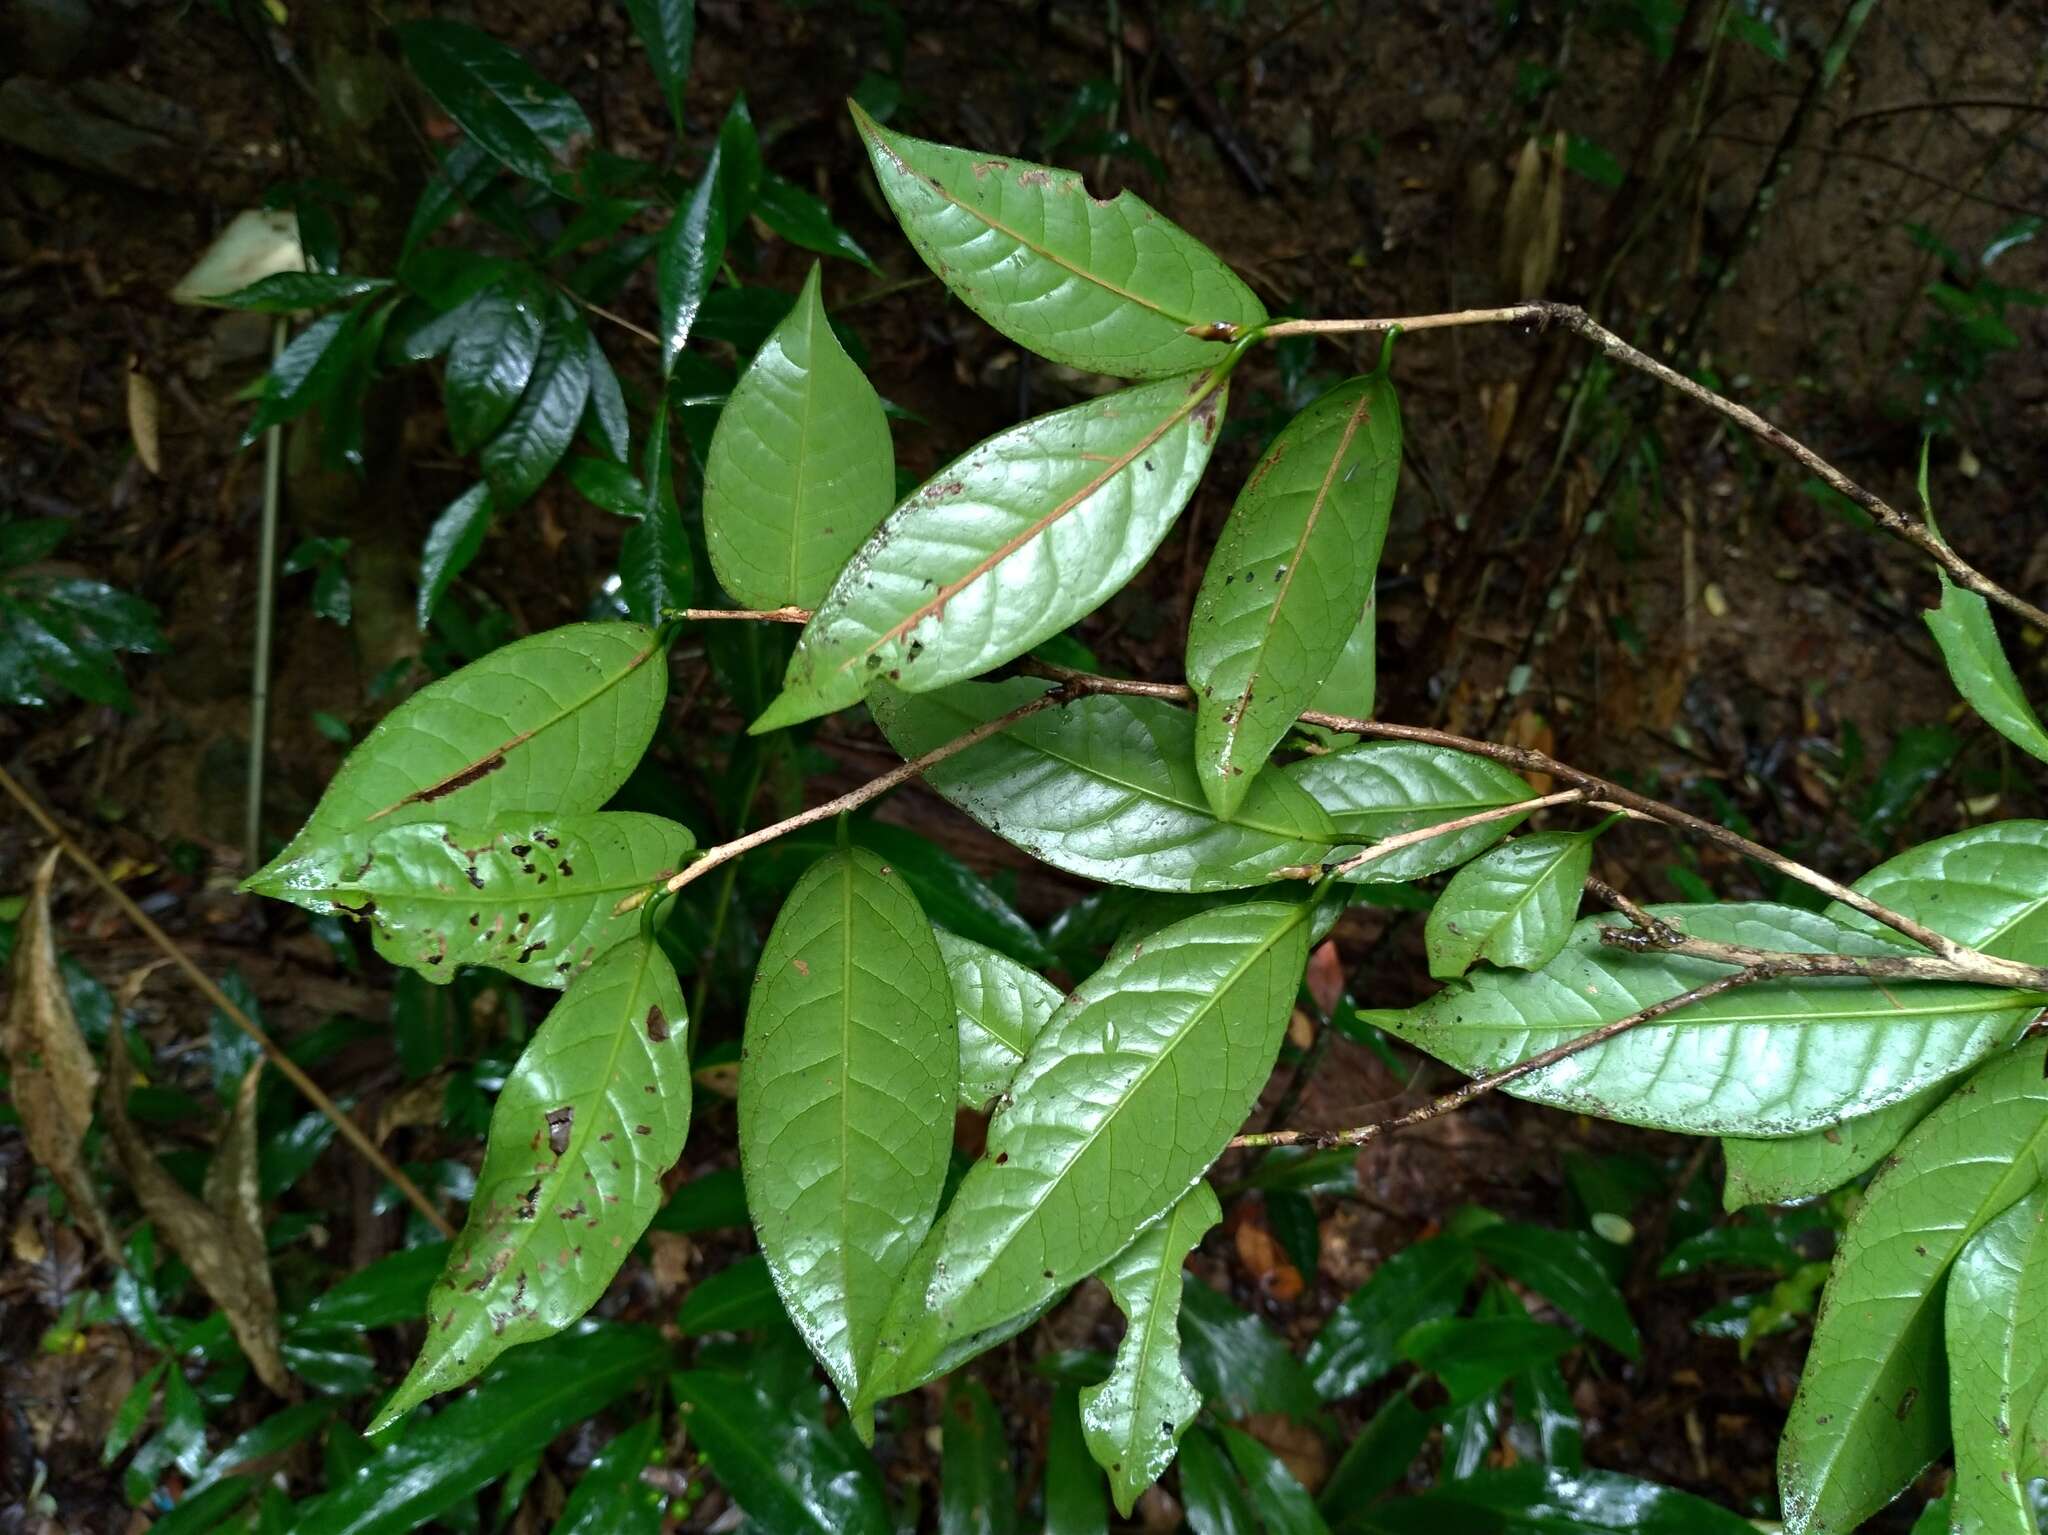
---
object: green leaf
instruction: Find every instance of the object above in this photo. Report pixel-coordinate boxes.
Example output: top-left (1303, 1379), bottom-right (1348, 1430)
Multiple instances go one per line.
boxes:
top-left (240, 309), bottom-right (359, 444)
top-left (1384, 903), bottom-right (2044, 1137)
top-left (187, 1401), bottom-right (335, 1497)
top-left (1425, 832), bottom-right (1595, 980)
top-left (717, 94), bottom-right (762, 226)
top-left (141, 1480), bottom-right (259, 1535)
top-left (1177, 1432), bottom-right (1260, 1535)
top-left (1719, 1084), bottom-right (1947, 1211)
top-left (657, 146), bottom-right (727, 377)
top-left (1471, 1223), bottom-right (1639, 1357)
top-left (1360, 1465), bottom-right (1758, 1535)
top-left (394, 20), bottom-right (590, 184)
top-left (219, 273), bottom-right (393, 312)
top-left (445, 277), bottom-right (544, 454)
top-left (1312, 589), bottom-right (1376, 719)
top-left (671, 1368), bottom-right (893, 1535)
top-left (1399, 1316), bottom-right (1575, 1406)
top-left (1946, 1185), bottom-right (2048, 1535)
top-left (1287, 743), bottom-right (1534, 882)
top-left (620, 411), bottom-right (693, 623)
top-left (1925, 572), bottom-right (2048, 764)
top-left (739, 848), bottom-right (955, 1414)
top-left (941, 1377), bottom-right (1018, 1535)
top-left (416, 483), bottom-right (496, 628)
top-left (480, 299), bottom-right (591, 510)
top-left (850, 103), bottom-right (1263, 377)
top-left (1305, 1235), bottom-right (1477, 1400)
top-left (551, 1417), bottom-right (663, 1535)
top-left (755, 374), bottom-right (1228, 731)
top-left (623, 0), bottom-right (693, 136)
top-left (1179, 1276), bottom-right (1320, 1420)
top-left (1218, 1424), bottom-right (1331, 1535)
top-left (1830, 819), bottom-right (2048, 964)
top-left (1508, 1359), bottom-right (1584, 1471)
top-left (1779, 1039), bottom-right (2048, 1534)
top-left (582, 334), bottom-right (630, 462)
top-left (0, 571), bottom-right (161, 710)
top-left (650, 1166), bottom-right (747, 1234)
top-left (1188, 373), bottom-right (1399, 816)
top-left (251, 811), bottom-right (692, 988)
top-left (675, 1254), bottom-right (786, 1336)
top-left (288, 1242), bottom-right (450, 1333)
top-left (1047, 1386), bottom-right (1110, 1535)
top-left (372, 940), bottom-right (690, 1424)
top-left (298, 1325), bottom-right (654, 1535)
top-left (757, 174), bottom-right (879, 273)
top-left (869, 679), bottom-right (1339, 892)
top-left (703, 263), bottom-right (894, 610)
top-left (247, 621), bottom-right (668, 888)
top-left (935, 927), bottom-right (1061, 1111)
top-left (1319, 1390), bottom-right (1429, 1513)
top-left (1082, 1182), bottom-right (1221, 1515)
top-left (865, 899), bottom-right (1312, 1401)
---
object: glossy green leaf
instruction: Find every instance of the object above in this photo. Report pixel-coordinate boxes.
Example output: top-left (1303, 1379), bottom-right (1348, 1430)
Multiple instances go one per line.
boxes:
top-left (623, 0), bottom-right (693, 135)
top-left (676, 1254), bottom-right (786, 1336)
top-left (941, 1377), bottom-right (1018, 1535)
top-left (219, 273), bottom-right (393, 312)
top-left (1779, 1039), bottom-right (2048, 1534)
top-left (1179, 1276), bottom-right (1320, 1420)
top-left (1400, 1316), bottom-right (1576, 1406)
top-left (250, 811), bottom-right (692, 988)
top-left (1426, 832), bottom-right (1595, 980)
top-left (1719, 1083), bottom-right (1947, 1211)
top-left (755, 374), bottom-right (1228, 731)
top-left (297, 1325), bottom-right (654, 1535)
top-left (1830, 819), bottom-right (2048, 964)
top-left (671, 1368), bottom-right (893, 1535)
top-left (1320, 1390), bottom-right (1429, 1513)
top-left (1306, 1236), bottom-right (1476, 1400)
top-left (416, 483), bottom-right (495, 628)
top-left (740, 848), bottom-right (954, 1414)
top-left (288, 1243), bottom-right (449, 1333)
top-left (621, 410), bottom-right (694, 622)
top-left (934, 927), bottom-right (1061, 1111)
top-left (186, 1401), bottom-right (335, 1497)
top-left (1360, 1466), bottom-right (1757, 1535)
top-left (1946, 1185), bottom-right (2048, 1535)
top-left (717, 93), bottom-right (762, 226)
top-left (480, 299), bottom-right (591, 510)
top-left (1178, 1429), bottom-right (1259, 1535)
top-left (240, 309), bottom-right (359, 444)
top-left (0, 569), bottom-right (162, 710)
top-left (657, 146), bottom-right (726, 377)
top-left (373, 940), bottom-right (689, 1424)
top-left (649, 1165), bottom-right (747, 1234)
top-left (865, 898), bottom-right (1312, 1401)
top-left (1082, 1182), bottom-right (1221, 1515)
top-left (870, 679), bottom-right (1339, 892)
top-left (1219, 1424), bottom-right (1331, 1535)
top-left (1385, 903), bottom-right (2044, 1137)
top-left (758, 173), bottom-right (879, 273)
top-left (395, 20), bottom-right (589, 183)
top-left (142, 1479), bottom-right (259, 1535)
top-left (551, 1417), bottom-right (663, 1535)
top-left (1312, 589), bottom-right (1376, 719)
top-left (247, 621), bottom-right (668, 888)
top-left (1046, 1385), bottom-right (1110, 1535)
top-left (1287, 743), bottom-right (1533, 882)
top-left (1509, 1359), bottom-right (1584, 1471)
top-left (1188, 374), bottom-right (1399, 816)
top-left (1471, 1223), bottom-right (1639, 1357)
top-left (582, 334), bottom-right (630, 462)
top-left (445, 277), bottom-right (545, 454)
top-left (851, 103), bottom-right (1263, 377)
top-left (1925, 572), bottom-right (2048, 764)
top-left (703, 263), bottom-right (893, 610)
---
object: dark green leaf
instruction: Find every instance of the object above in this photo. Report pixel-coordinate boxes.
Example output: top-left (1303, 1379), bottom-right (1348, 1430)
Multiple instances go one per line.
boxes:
top-left (1425, 833), bottom-right (1596, 980)
top-left (144, 1479), bottom-right (260, 1535)
top-left (650, 1166), bottom-right (747, 1233)
top-left (621, 411), bottom-right (694, 622)
top-left (1831, 819), bottom-right (2048, 965)
top-left (395, 20), bottom-right (590, 183)
top-left (851, 104), bottom-right (1262, 377)
top-left (188, 1401), bottom-right (335, 1496)
top-left (940, 1377), bottom-right (1017, 1535)
top-left (220, 273), bottom-right (393, 312)
top-left (1319, 1390), bottom-right (1429, 1514)
top-left (1719, 1084), bottom-right (1947, 1211)
top-left (1177, 1429), bottom-right (1260, 1535)
top-left (757, 174), bottom-right (879, 273)
top-left (0, 573), bottom-right (161, 710)
top-left (582, 333), bottom-right (630, 462)
top-left (718, 94), bottom-right (762, 227)
top-left (445, 278), bottom-right (545, 454)
top-left (1925, 572), bottom-right (2048, 764)
top-left (1946, 1185), bottom-right (2048, 1535)
top-left (241, 310), bottom-right (359, 444)
top-left (417, 483), bottom-right (495, 629)
top-left (657, 147), bottom-right (727, 377)
top-left (1508, 1360), bottom-right (1583, 1472)
top-left (1046, 1386), bottom-right (1110, 1535)
top-left (671, 1368), bottom-right (893, 1535)
top-left (480, 301), bottom-right (592, 510)
top-left (1400, 1316), bottom-right (1575, 1405)
top-left (935, 927), bottom-right (1061, 1111)
top-left (676, 1254), bottom-right (786, 1336)
top-left (623, 0), bottom-right (693, 135)
top-left (1179, 1275), bottom-right (1319, 1420)
top-left (551, 1417), bottom-right (664, 1535)
top-left (0, 517), bottom-right (69, 567)
top-left (1360, 1465), bottom-right (1757, 1535)
top-left (1472, 1224), bottom-right (1638, 1357)
top-left (1306, 1236), bottom-right (1477, 1400)
top-left (1287, 743), bottom-right (1533, 882)
top-left (1219, 1424), bottom-right (1331, 1535)
top-left (287, 1242), bottom-right (449, 1332)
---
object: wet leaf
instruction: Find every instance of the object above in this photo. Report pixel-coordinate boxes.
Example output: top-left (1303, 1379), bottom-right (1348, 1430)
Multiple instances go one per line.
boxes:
top-left (756, 375), bottom-right (1228, 731)
top-left (1311, 589), bottom-right (1376, 720)
top-left (675, 1254), bottom-right (786, 1336)
top-left (582, 333), bottom-right (630, 462)
top-left (621, 409), bottom-right (694, 623)
top-left (416, 482), bottom-right (495, 629)
top-left (445, 276), bottom-right (545, 454)
top-left (1779, 1040), bottom-right (2048, 1533)
top-left (218, 272), bottom-right (394, 313)
top-left (1400, 1315), bottom-right (1576, 1406)
top-left (1362, 1465), bottom-right (1757, 1534)
top-left (1508, 1359), bottom-right (1584, 1471)
top-left (852, 103), bottom-right (1263, 377)
top-left (704, 263), bottom-right (894, 610)
top-left (1177, 1428), bottom-right (1260, 1535)
top-left (240, 309), bottom-right (360, 444)
top-left (249, 811), bottom-right (693, 989)
top-left (4, 849), bottom-right (117, 1254)
top-left (1925, 572), bottom-right (2048, 765)
top-left (1319, 1390), bottom-right (1429, 1513)
top-left (934, 927), bottom-right (1061, 1111)
top-left (1179, 1274), bottom-right (1319, 1420)
top-left (1425, 832), bottom-right (1596, 980)
top-left (1219, 1424), bottom-right (1330, 1535)
top-left (740, 848), bottom-right (954, 1416)
top-left (551, 1417), bottom-right (664, 1535)
top-left (1287, 743), bottom-right (1534, 882)
top-left (867, 899), bottom-right (1311, 1401)
top-left (1385, 903), bottom-right (2043, 1137)
top-left (1471, 1223), bottom-right (1639, 1357)
top-left (870, 679), bottom-right (1338, 892)
top-left (657, 145), bottom-right (726, 377)
top-left (288, 1242), bottom-right (450, 1333)
top-left (1188, 373), bottom-right (1399, 816)
top-left (1305, 1235), bottom-right (1476, 1400)
top-left (942, 1377), bottom-right (1018, 1535)
top-left (1047, 1385), bottom-right (1110, 1535)
top-left (1944, 1185), bottom-right (2048, 1535)
top-left (479, 298), bottom-right (591, 510)
top-left (395, 20), bottom-right (589, 184)
top-left (373, 939), bottom-right (690, 1425)
top-left (1082, 1182), bottom-right (1221, 1514)
top-left (247, 621), bottom-right (667, 888)
top-left (672, 1368), bottom-right (893, 1535)
top-left (1719, 1084), bottom-right (1947, 1211)
top-left (757, 173), bottom-right (879, 273)
top-left (623, 0), bottom-right (693, 135)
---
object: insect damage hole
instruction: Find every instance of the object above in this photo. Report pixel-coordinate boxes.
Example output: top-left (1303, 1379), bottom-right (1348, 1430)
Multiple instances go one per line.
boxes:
top-left (544, 1105), bottom-right (575, 1157)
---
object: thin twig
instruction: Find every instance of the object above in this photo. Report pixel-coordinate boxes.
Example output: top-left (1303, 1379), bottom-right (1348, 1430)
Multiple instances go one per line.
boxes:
top-left (0, 764), bottom-right (455, 1237)
top-left (1596, 921), bottom-right (2048, 992)
top-left (246, 316), bottom-right (284, 868)
top-left (671, 606), bottom-right (809, 625)
top-left (1273, 788), bottom-right (1590, 880)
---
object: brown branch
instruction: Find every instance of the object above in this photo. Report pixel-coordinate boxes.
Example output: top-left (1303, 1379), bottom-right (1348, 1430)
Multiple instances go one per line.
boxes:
top-left (1596, 920), bottom-right (2048, 993)
top-left (0, 764), bottom-right (455, 1238)
top-left (672, 606), bottom-right (810, 625)
top-left (1273, 787), bottom-right (1590, 880)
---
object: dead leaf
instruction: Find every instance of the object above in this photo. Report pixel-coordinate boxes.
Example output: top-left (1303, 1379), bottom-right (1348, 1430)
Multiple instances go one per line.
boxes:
top-left (5, 849), bottom-right (119, 1256)
top-left (1245, 1411), bottom-right (1330, 1492)
top-left (126, 358), bottom-right (162, 476)
top-left (1234, 1216), bottom-right (1305, 1303)
top-left (1499, 136), bottom-right (1543, 297)
top-left (1304, 940), bottom-right (1345, 1017)
top-left (376, 1073), bottom-right (449, 1144)
top-left (102, 1051), bottom-right (289, 1393)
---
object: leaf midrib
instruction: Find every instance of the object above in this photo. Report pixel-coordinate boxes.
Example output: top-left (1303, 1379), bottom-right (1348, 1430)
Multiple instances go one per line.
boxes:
top-left (1470, 839), bottom-right (1582, 960)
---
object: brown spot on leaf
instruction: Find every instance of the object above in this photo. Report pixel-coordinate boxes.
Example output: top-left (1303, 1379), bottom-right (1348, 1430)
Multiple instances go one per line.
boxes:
top-left (419, 754), bottom-right (507, 803)
top-left (646, 1006), bottom-right (670, 1042)
top-left (545, 1106), bottom-right (574, 1157)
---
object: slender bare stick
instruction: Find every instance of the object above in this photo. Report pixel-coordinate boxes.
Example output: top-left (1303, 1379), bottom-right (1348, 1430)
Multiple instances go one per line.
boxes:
top-left (671, 606), bottom-right (810, 625)
top-left (0, 764), bottom-right (455, 1237)
top-left (1273, 788), bottom-right (1590, 880)
top-left (1597, 922), bottom-right (2048, 992)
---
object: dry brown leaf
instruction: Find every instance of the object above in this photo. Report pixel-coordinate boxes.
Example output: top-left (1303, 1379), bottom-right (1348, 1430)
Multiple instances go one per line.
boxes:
top-left (5, 848), bottom-right (119, 1256)
top-left (102, 1053), bottom-right (289, 1392)
top-left (1234, 1216), bottom-right (1305, 1303)
top-left (375, 1072), bottom-right (450, 1144)
top-left (1499, 136), bottom-right (1544, 297)
top-left (126, 357), bottom-right (162, 476)
top-left (1304, 939), bottom-right (1345, 1018)
top-left (1244, 1411), bottom-right (1330, 1492)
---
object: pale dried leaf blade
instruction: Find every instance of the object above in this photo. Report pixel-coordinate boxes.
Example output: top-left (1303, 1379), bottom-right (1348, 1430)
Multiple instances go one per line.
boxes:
top-left (126, 360), bottom-right (162, 476)
top-left (5, 848), bottom-right (119, 1255)
top-left (102, 1044), bottom-right (289, 1392)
